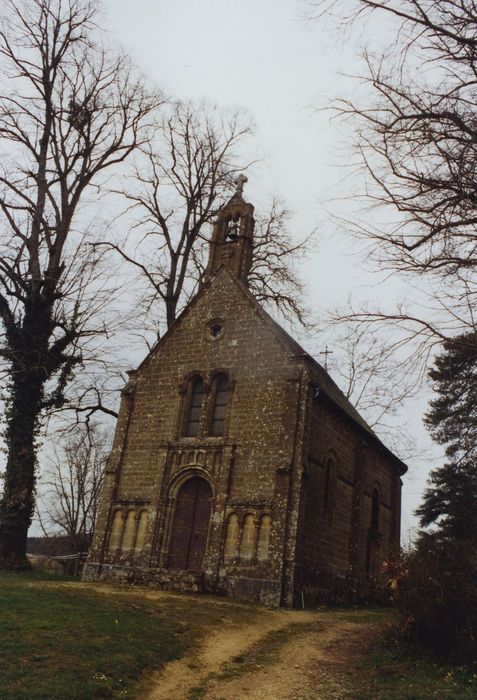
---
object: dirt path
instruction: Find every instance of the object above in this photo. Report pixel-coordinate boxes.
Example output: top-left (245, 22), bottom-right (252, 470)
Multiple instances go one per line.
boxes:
top-left (142, 607), bottom-right (381, 700)
top-left (33, 581), bottom-right (382, 699)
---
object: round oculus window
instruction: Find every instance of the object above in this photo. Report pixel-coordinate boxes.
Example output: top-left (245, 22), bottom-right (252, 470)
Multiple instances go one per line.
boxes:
top-left (207, 319), bottom-right (224, 340)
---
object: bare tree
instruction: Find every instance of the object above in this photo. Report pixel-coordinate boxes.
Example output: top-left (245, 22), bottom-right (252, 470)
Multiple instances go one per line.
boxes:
top-left (308, 2), bottom-right (477, 336)
top-left (248, 200), bottom-right (309, 325)
top-left (99, 101), bottom-right (310, 344)
top-left (36, 424), bottom-right (110, 551)
top-left (103, 102), bottom-right (250, 334)
top-left (0, 0), bottom-right (161, 568)
top-left (321, 323), bottom-right (421, 457)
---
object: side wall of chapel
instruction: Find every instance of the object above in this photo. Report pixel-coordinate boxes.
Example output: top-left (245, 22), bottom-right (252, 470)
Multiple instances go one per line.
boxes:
top-left (295, 393), bottom-right (402, 604)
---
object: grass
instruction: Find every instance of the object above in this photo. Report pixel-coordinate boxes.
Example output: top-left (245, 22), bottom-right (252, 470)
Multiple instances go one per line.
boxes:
top-left (324, 607), bottom-right (477, 698)
top-left (0, 571), bottom-right (184, 699)
top-left (4, 571), bottom-right (474, 699)
top-left (361, 634), bottom-right (477, 699)
top-left (330, 606), bottom-right (396, 625)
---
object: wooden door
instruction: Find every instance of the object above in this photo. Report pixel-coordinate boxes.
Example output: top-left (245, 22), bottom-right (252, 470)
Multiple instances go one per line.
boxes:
top-left (168, 477), bottom-right (212, 572)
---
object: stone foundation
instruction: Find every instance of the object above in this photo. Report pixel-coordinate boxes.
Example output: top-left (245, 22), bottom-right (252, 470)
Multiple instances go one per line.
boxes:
top-left (83, 562), bottom-right (282, 605)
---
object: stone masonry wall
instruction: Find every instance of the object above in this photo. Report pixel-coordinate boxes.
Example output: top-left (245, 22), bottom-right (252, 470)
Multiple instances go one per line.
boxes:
top-left (84, 265), bottom-right (404, 607)
top-left (296, 393), bottom-right (402, 604)
top-left (85, 268), bottom-right (304, 605)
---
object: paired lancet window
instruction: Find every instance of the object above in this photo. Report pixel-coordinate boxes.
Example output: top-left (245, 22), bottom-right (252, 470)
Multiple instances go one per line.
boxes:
top-left (185, 377), bottom-right (205, 437)
top-left (183, 373), bottom-right (231, 437)
top-left (211, 374), bottom-right (230, 436)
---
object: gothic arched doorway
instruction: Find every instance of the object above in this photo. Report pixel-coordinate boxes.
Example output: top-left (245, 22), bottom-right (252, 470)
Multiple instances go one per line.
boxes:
top-left (168, 477), bottom-right (212, 572)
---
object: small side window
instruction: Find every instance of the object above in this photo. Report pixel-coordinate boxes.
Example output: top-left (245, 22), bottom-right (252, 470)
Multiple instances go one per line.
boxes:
top-left (371, 488), bottom-right (380, 533)
top-left (324, 459), bottom-right (332, 507)
top-left (324, 457), bottom-right (336, 509)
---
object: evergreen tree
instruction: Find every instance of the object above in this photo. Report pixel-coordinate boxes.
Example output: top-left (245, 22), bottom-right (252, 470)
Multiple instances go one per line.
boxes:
top-left (393, 333), bottom-right (477, 663)
top-left (420, 334), bottom-right (477, 539)
top-left (416, 461), bottom-right (477, 540)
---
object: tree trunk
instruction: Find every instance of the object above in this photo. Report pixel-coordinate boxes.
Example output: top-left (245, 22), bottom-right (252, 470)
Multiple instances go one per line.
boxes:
top-left (166, 296), bottom-right (178, 330)
top-left (0, 307), bottom-right (48, 569)
top-left (0, 372), bottom-right (43, 568)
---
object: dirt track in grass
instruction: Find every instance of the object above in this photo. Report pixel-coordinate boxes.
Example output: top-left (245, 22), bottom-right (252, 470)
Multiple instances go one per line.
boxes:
top-left (144, 609), bottom-right (381, 700)
top-left (35, 580), bottom-right (385, 700)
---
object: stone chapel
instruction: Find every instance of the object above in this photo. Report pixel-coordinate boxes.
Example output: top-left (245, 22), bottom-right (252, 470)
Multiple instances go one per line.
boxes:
top-left (83, 179), bottom-right (407, 607)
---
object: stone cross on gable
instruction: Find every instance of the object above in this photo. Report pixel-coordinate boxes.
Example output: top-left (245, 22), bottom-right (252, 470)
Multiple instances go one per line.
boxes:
top-left (234, 173), bottom-right (248, 195)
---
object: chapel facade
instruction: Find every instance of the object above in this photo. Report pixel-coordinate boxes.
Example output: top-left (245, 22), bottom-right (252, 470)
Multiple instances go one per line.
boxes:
top-left (83, 179), bottom-right (406, 607)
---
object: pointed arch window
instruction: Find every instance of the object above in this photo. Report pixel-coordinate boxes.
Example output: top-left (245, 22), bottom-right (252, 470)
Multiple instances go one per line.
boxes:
top-left (371, 488), bottom-right (380, 534)
top-left (185, 376), bottom-right (205, 437)
top-left (367, 488), bottom-right (381, 578)
top-left (324, 458), bottom-right (332, 507)
top-left (210, 374), bottom-right (230, 436)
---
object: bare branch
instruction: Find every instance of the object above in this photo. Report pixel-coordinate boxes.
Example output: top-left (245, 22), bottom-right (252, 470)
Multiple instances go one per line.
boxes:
top-left (0, 0), bottom-right (163, 567)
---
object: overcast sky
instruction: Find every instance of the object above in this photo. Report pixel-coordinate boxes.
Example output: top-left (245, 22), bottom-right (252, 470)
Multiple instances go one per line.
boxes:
top-left (95, 0), bottom-right (438, 540)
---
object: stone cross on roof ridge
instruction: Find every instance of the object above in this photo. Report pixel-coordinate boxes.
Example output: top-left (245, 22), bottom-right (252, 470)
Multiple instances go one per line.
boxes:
top-left (234, 173), bottom-right (248, 196)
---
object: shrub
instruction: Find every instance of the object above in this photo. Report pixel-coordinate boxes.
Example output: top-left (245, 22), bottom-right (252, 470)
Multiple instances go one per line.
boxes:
top-left (391, 534), bottom-right (477, 665)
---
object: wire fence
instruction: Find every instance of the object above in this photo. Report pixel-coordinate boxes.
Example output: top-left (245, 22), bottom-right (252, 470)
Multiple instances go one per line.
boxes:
top-left (27, 552), bottom-right (89, 577)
